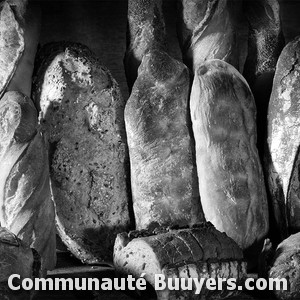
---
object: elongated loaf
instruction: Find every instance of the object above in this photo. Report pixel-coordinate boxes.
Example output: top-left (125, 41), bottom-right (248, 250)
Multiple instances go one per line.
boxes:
top-left (177, 0), bottom-right (246, 72)
top-left (269, 233), bottom-right (300, 300)
top-left (124, 0), bottom-right (167, 89)
top-left (243, 0), bottom-right (284, 87)
top-left (243, 0), bottom-right (284, 160)
top-left (114, 223), bottom-right (246, 300)
top-left (0, 91), bottom-right (56, 273)
top-left (33, 42), bottom-right (131, 263)
top-left (190, 59), bottom-right (269, 251)
top-left (0, 227), bottom-right (40, 300)
top-left (0, 1), bottom-right (24, 98)
top-left (266, 37), bottom-right (300, 240)
top-left (125, 49), bottom-right (204, 230)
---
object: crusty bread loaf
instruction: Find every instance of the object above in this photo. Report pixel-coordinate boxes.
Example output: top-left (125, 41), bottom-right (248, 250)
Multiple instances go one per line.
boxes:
top-left (125, 49), bottom-right (204, 231)
top-left (266, 36), bottom-right (300, 240)
top-left (269, 233), bottom-right (300, 300)
top-left (6, 2), bottom-right (41, 97)
top-left (124, 0), bottom-right (167, 90)
top-left (177, 0), bottom-right (246, 72)
top-left (243, 0), bottom-right (284, 161)
top-left (0, 2), bottom-right (24, 98)
top-left (190, 59), bottom-right (269, 251)
top-left (0, 227), bottom-right (40, 300)
top-left (0, 91), bottom-right (56, 273)
top-left (243, 0), bottom-right (284, 87)
top-left (114, 223), bottom-right (246, 300)
top-left (33, 42), bottom-right (131, 263)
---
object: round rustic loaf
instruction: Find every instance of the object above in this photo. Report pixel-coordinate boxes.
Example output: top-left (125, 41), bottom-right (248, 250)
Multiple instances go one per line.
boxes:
top-left (0, 227), bottom-right (40, 300)
top-left (114, 223), bottom-right (246, 300)
top-left (125, 49), bottom-right (204, 231)
top-left (32, 42), bottom-right (131, 264)
top-left (124, 0), bottom-right (167, 90)
top-left (266, 36), bottom-right (300, 241)
top-left (190, 59), bottom-right (269, 251)
top-left (0, 91), bottom-right (56, 273)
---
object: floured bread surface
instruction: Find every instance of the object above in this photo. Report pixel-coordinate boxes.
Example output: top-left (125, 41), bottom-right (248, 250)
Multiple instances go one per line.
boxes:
top-left (124, 0), bottom-right (167, 90)
top-left (0, 91), bottom-right (56, 273)
top-left (0, 2), bottom-right (24, 98)
top-left (243, 0), bottom-right (284, 86)
top-left (33, 42), bottom-right (131, 263)
top-left (125, 49), bottom-right (204, 230)
top-left (114, 223), bottom-right (246, 300)
top-left (177, 0), bottom-right (246, 73)
top-left (190, 59), bottom-right (269, 250)
top-left (267, 37), bottom-right (300, 238)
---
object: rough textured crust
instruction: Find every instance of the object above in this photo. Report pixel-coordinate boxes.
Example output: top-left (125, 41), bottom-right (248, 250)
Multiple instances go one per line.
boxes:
top-left (7, 2), bottom-right (40, 98)
top-left (177, 0), bottom-right (246, 72)
top-left (269, 233), bottom-right (300, 300)
top-left (266, 37), bottom-right (300, 239)
top-left (0, 2), bottom-right (24, 99)
top-left (243, 0), bottom-right (284, 86)
top-left (114, 223), bottom-right (246, 300)
top-left (32, 42), bottom-right (131, 264)
top-left (0, 91), bottom-right (56, 272)
top-left (190, 59), bottom-right (269, 250)
top-left (125, 49), bottom-right (204, 231)
top-left (124, 0), bottom-right (167, 90)
top-left (0, 227), bottom-right (39, 300)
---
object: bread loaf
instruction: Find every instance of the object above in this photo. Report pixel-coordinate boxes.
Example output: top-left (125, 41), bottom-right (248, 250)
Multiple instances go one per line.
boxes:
top-left (190, 59), bottom-right (269, 251)
top-left (114, 223), bottom-right (246, 300)
top-left (243, 0), bottom-right (284, 160)
top-left (33, 42), bottom-right (131, 263)
top-left (124, 0), bottom-right (167, 90)
top-left (243, 0), bottom-right (284, 87)
top-left (0, 227), bottom-right (40, 300)
top-left (6, 1), bottom-right (41, 97)
top-left (266, 37), bottom-right (300, 240)
top-left (125, 49), bottom-right (204, 230)
top-left (0, 91), bottom-right (56, 273)
top-left (269, 233), bottom-right (300, 300)
top-left (177, 0), bottom-right (246, 72)
top-left (0, 1), bottom-right (24, 98)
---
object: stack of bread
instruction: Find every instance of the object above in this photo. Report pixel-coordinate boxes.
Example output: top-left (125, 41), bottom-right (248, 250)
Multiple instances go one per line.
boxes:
top-left (1, 0), bottom-right (300, 299)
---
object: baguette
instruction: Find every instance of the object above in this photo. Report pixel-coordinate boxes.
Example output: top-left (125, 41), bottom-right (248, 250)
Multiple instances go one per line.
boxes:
top-left (124, 0), bottom-right (167, 90)
top-left (266, 36), bottom-right (300, 240)
top-left (190, 59), bottom-right (269, 251)
top-left (125, 49), bottom-right (204, 230)
top-left (114, 223), bottom-right (246, 300)
top-left (243, 0), bottom-right (284, 87)
top-left (33, 42), bottom-right (131, 263)
top-left (177, 0), bottom-right (246, 72)
top-left (0, 91), bottom-right (56, 273)
top-left (0, 1), bottom-right (24, 98)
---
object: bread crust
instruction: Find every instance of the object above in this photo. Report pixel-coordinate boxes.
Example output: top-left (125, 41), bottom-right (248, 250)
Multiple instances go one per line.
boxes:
top-left (114, 224), bottom-right (246, 299)
top-left (125, 49), bottom-right (204, 230)
top-left (124, 0), bottom-right (167, 90)
top-left (267, 37), bottom-right (300, 239)
top-left (0, 2), bottom-right (24, 98)
top-left (0, 91), bottom-right (56, 272)
top-left (33, 42), bottom-right (131, 263)
top-left (177, 0), bottom-right (246, 72)
top-left (190, 59), bottom-right (269, 250)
